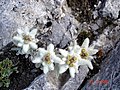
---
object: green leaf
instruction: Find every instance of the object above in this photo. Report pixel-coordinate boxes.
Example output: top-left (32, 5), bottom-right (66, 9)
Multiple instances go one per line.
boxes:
top-left (3, 78), bottom-right (10, 87)
top-left (0, 58), bottom-right (18, 88)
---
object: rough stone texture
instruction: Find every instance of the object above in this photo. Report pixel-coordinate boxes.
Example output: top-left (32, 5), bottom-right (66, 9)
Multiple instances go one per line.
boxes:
top-left (0, 0), bottom-right (45, 49)
top-left (24, 74), bottom-right (58, 90)
top-left (81, 18), bottom-right (120, 90)
top-left (0, 0), bottom-right (78, 49)
top-left (82, 41), bottom-right (120, 90)
top-left (25, 20), bottom-right (120, 90)
top-left (61, 66), bottom-right (89, 90)
top-left (0, 0), bottom-right (87, 90)
top-left (102, 0), bottom-right (120, 19)
top-left (25, 66), bottom-right (89, 90)
top-left (0, 0), bottom-right (120, 90)
top-left (38, 15), bottom-right (78, 48)
top-left (0, 15), bottom-right (17, 48)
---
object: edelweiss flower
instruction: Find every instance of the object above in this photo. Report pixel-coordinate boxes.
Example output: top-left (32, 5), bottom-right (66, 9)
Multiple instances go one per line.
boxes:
top-left (59, 49), bottom-right (79, 77)
top-left (79, 38), bottom-right (98, 61)
top-left (13, 27), bottom-right (38, 54)
top-left (70, 38), bottom-right (98, 70)
top-left (32, 44), bottom-right (64, 74)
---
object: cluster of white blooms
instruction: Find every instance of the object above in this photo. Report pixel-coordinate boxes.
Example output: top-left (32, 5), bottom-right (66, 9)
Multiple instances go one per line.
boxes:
top-left (13, 27), bottom-right (38, 55)
top-left (13, 27), bottom-right (98, 78)
top-left (59, 38), bottom-right (98, 77)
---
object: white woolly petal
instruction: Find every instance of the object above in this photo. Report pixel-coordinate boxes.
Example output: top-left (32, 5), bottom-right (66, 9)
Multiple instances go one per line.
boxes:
top-left (78, 59), bottom-right (93, 70)
top-left (88, 49), bottom-right (98, 55)
top-left (69, 67), bottom-right (75, 78)
top-left (89, 43), bottom-right (95, 49)
top-left (74, 64), bottom-right (79, 73)
top-left (30, 39), bottom-right (37, 43)
top-left (59, 64), bottom-right (69, 74)
top-left (13, 36), bottom-right (23, 43)
top-left (62, 58), bottom-right (67, 62)
top-left (29, 29), bottom-right (37, 38)
top-left (69, 50), bottom-right (74, 55)
top-left (68, 46), bottom-right (73, 51)
top-left (81, 38), bottom-right (89, 48)
top-left (38, 48), bottom-right (47, 56)
top-left (88, 56), bottom-right (94, 60)
top-left (29, 42), bottom-right (38, 49)
top-left (42, 62), bottom-right (46, 66)
top-left (50, 59), bottom-right (54, 63)
top-left (43, 65), bottom-right (49, 74)
top-left (69, 40), bottom-right (79, 51)
top-left (48, 63), bottom-right (54, 70)
top-left (74, 45), bottom-right (81, 53)
top-left (24, 27), bottom-right (30, 35)
top-left (22, 44), bottom-right (29, 53)
top-left (74, 40), bottom-right (78, 46)
top-left (32, 57), bottom-right (42, 63)
top-left (17, 42), bottom-right (23, 47)
top-left (59, 49), bottom-right (68, 57)
top-left (52, 56), bottom-right (65, 64)
top-left (47, 44), bottom-right (54, 52)
top-left (17, 29), bottom-right (23, 35)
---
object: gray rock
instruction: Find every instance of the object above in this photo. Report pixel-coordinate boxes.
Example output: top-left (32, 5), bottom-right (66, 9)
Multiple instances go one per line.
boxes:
top-left (24, 16), bottom-right (120, 90)
top-left (82, 41), bottom-right (120, 90)
top-left (0, 14), bottom-right (17, 48)
top-left (24, 73), bottom-right (59, 90)
top-left (81, 22), bottom-right (120, 90)
top-left (0, 0), bottom-right (120, 90)
top-left (93, 0), bottom-right (120, 19)
top-left (102, 0), bottom-right (120, 19)
top-left (90, 23), bottom-right (99, 31)
top-left (0, 0), bottom-right (87, 90)
top-left (0, 0), bottom-right (47, 49)
top-left (0, 0), bottom-right (78, 49)
top-left (25, 66), bottom-right (89, 90)
top-left (61, 66), bottom-right (89, 90)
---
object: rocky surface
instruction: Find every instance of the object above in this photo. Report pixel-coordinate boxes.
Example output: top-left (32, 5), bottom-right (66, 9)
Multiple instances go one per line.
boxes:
top-left (0, 0), bottom-right (78, 49)
top-left (102, 0), bottom-right (120, 19)
top-left (25, 18), bottom-right (120, 90)
top-left (82, 41), bottom-right (120, 90)
top-left (0, 0), bottom-right (120, 90)
top-left (25, 66), bottom-right (89, 90)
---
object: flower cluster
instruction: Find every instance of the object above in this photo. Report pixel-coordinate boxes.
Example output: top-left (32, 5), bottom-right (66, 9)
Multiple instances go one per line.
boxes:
top-left (13, 27), bottom-right (38, 55)
top-left (13, 27), bottom-right (98, 78)
top-left (58, 38), bottom-right (98, 77)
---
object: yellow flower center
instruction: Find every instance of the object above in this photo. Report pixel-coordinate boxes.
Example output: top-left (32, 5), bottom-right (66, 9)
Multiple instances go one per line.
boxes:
top-left (44, 53), bottom-right (51, 64)
top-left (23, 34), bottom-right (33, 44)
top-left (66, 55), bottom-right (77, 67)
top-left (80, 48), bottom-right (89, 59)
